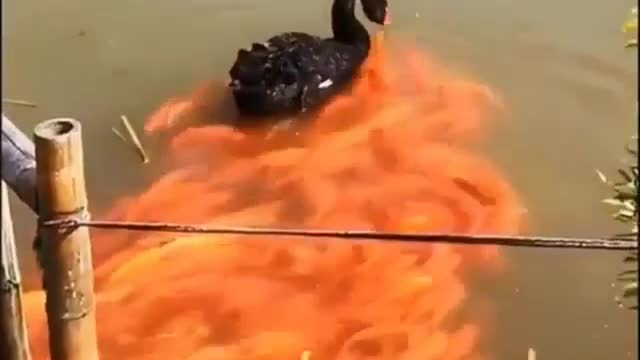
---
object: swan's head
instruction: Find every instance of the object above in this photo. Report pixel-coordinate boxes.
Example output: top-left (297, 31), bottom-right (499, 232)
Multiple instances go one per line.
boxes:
top-left (361, 0), bottom-right (391, 25)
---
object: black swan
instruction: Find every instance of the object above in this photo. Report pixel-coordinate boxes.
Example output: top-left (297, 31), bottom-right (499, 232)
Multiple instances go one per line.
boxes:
top-left (228, 0), bottom-right (390, 117)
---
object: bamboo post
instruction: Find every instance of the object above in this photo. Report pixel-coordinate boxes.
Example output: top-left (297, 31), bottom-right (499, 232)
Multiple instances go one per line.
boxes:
top-left (1, 181), bottom-right (32, 360)
top-left (33, 118), bottom-right (99, 360)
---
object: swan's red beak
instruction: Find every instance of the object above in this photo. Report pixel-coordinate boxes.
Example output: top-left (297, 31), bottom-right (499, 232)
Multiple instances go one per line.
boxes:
top-left (384, 10), bottom-right (392, 25)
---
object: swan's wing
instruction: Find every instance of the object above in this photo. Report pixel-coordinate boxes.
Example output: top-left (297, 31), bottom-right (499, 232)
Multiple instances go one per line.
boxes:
top-left (265, 32), bottom-right (322, 50)
top-left (230, 32), bottom-right (322, 86)
top-left (297, 41), bottom-right (366, 87)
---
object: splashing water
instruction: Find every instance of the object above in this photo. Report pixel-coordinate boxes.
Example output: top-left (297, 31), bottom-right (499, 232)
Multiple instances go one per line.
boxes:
top-left (23, 34), bottom-right (525, 360)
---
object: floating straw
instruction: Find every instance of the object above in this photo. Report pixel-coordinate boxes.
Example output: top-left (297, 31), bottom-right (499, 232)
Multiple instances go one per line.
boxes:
top-left (2, 98), bottom-right (37, 107)
top-left (120, 115), bottom-right (150, 164)
top-left (111, 127), bottom-right (127, 143)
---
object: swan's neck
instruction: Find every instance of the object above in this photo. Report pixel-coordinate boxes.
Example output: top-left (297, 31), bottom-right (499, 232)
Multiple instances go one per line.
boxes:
top-left (331, 0), bottom-right (370, 48)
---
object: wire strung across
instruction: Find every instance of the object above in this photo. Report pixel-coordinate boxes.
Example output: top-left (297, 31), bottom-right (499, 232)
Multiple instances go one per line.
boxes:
top-left (37, 218), bottom-right (638, 251)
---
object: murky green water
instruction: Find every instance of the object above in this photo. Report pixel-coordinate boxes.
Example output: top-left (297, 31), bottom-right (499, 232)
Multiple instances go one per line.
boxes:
top-left (3, 0), bottom-right (637, 359)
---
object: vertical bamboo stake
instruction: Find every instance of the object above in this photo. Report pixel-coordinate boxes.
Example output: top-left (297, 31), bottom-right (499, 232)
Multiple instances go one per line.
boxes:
top-left (1, 181), bottom-right (32, 360)
top-left (33, 118), bottom-right (99, 360)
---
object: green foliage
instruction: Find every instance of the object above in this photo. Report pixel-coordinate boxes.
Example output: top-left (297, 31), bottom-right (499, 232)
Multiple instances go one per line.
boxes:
top-left (597, 139), bottom-right (638, 310)
top-left (600, 7), bottom-right (638, 310)
top-left (623, 6), bottom-right (638, 48)
top-left (597, 144), bottom-right (639, 228)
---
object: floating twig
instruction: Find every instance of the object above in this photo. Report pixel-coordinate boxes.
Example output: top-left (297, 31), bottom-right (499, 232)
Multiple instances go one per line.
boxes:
top-left (120, 115), bottom-right (150, 164)
top-left (111, 127), bottom-right (127, 143)
top-left (2, 98), bottom-right (37, 108)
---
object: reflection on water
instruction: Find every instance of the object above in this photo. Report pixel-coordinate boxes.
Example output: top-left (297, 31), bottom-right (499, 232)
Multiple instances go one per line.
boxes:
top-left (3, 0), bottom-right (637, 359)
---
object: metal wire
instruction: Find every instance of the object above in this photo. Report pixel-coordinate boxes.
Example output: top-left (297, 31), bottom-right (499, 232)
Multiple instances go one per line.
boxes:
top-left (40, 218), bottom-right (638, 251)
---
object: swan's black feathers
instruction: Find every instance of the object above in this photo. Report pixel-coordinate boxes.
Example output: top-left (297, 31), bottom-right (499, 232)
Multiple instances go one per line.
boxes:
top-left (228, 0), bottom-right (388, 117)
top-left (229, 31), bottom-right (368, 116)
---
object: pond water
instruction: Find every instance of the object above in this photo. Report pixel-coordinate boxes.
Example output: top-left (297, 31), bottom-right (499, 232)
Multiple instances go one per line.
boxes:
top-left (3, 0), bottom-right (637, 359)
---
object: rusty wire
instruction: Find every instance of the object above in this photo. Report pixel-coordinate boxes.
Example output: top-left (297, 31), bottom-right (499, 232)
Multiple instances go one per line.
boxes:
top-left (39, 218), bottom-right (638, 251)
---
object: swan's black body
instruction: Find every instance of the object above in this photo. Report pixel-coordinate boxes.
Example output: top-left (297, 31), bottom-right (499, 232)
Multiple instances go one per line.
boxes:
top-left (228, 0), bottom-right (388, 117)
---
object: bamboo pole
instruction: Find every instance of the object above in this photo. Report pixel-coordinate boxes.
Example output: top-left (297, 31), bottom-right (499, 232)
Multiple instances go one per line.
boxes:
top-left (33, 118), bottom-right (99, 360)
top-left (1, 181), bottom-right (32, 360)
top-left (1, 114), bottom-right (38, 212)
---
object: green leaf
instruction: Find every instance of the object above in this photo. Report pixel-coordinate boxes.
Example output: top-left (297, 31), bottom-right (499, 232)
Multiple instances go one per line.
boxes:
top-left (623, 7), bottom-right (638, 35)
top-left (616, 182), bottom-right (638, 193)
top-left (613, 214), bottom-right (634, 223)
top-left (603, 198), bottom-right (625, 207)
top-left (623, 18), bottom-right (638, 34)
top-left (618, 169), bottom-right (633, 182)
top-left (596, 169), bottom-right (609, 183)
top-left (622, 200), bottom-right (638, 211)
top-left (618, 208), bottom-right (636, 217)
top-left (617, 268), bottom-right (638, 277)
top-left (623, 282), bottom-right (638, 299)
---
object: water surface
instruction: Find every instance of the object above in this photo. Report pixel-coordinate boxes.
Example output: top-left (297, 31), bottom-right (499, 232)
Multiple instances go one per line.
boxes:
top-left (3, 0), bottom-right (637, 359)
